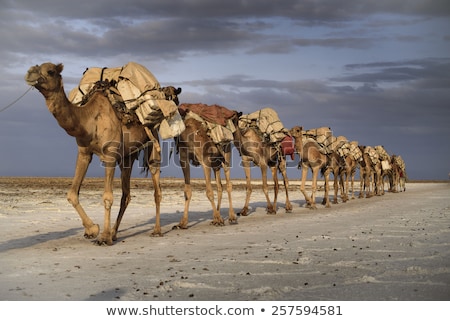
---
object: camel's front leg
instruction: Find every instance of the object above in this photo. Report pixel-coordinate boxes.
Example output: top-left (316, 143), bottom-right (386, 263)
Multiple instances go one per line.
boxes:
top-left (238, 157), bottom-right (252, 216)
top-left (270, 166), bottom-right (279, 214)
top-left (332, 171), bottom-right (339, 204)
top-left (299, 164), bottom-right (312, 208)
top-left (67, 151), bottom-right (99, 240)
top-left (322, 168), bottom-right (331, 208)
top-left (97, 165), bottom-right (115, 245)
top-left (279, 158), bottom-right (292, 212)
top-left (261, 165), bottom-right (276, 214)
top-left (223, 163), bottom-right (237, 224)
top-left (350, 171), bottom-right (356, 199)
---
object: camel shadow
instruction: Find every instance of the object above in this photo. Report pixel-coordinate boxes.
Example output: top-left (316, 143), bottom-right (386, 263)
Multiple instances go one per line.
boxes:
top-left (0, 227), bottom-right (81, 253)
top-left (113, 207), bottom-right (239, 242)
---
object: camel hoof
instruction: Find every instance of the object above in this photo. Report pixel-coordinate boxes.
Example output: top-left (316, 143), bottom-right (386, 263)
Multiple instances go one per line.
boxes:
top-left (84, 224), bottom-right (100, 239)
top-left (151, 231), bottom-right (164, 237)
top-left (172, 225), bottom-right (187, 230)
top-left (210, 220), bottom-right (225, 227)
top-left (238, 208), bottom-right (249, 216)
top-left (228, 218), bottom-right (238, 225)
top-left (95, 238), bottom-right (113, 246)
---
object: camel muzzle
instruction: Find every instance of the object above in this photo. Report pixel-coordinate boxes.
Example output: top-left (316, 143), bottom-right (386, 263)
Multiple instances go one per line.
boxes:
top-left (25, 66), bottom-right (42, 86)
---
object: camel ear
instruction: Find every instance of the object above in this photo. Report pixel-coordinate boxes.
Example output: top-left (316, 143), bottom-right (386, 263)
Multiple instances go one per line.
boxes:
top-left (56, 63), bottom-right (64, 73)
top-left (176, 87), bottom-right (182, 94)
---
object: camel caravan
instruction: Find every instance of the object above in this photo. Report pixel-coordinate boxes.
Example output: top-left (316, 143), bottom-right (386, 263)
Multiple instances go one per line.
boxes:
top-left (25, 62), bottom-right (407, 245)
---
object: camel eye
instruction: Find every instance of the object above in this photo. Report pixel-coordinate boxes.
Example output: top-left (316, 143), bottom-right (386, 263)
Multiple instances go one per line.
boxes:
top-left (48, 70), bottom-right (55, 76)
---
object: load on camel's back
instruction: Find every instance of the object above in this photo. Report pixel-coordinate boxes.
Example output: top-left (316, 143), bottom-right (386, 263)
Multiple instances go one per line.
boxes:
top-left (68, 61), bottom-right (185, 139)
top-left (238, 107), bottom-right (295, 159)
top-left (177, 103), bottom-right (238, 145)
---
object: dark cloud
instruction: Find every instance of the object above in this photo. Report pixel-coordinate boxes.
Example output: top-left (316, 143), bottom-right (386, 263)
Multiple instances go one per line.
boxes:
top-left (1, 0), bottom-right (449, 179)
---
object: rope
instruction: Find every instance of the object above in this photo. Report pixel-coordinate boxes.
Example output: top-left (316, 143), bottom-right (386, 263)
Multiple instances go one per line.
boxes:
top-left (0, 86), bottom-right (34, 113)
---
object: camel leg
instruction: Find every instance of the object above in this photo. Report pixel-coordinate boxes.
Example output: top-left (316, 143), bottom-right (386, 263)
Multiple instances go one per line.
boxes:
top-left (238, 157), bottom-right (252, 216)
top-left (359, 170), bottom-right (365, 199)
top-left (279, 158), bottom-right (292, 212)
top-left (215, 168), bottom-right (223, 214)
top-left (299, 164), bottom-right (312, 208)
top-left (261, 164), bottom-right (276, 214)
top-left (176, 151), bottom-right (191, 229)
top-left (332, 171), bottom-right (339, 204)
top-left (351, 171), bottom-right (356, 199)
top-left (67, 151), bottom-right (100, 240)
top-left (205, 166), bottom-right (224, 226)
top-left (149, 142), bottom-right (163, 237)
top-left (94, 163), bottom-right (116, 245)
top-left (270, 166), bottom-right (279, 214)
top-left (340, 171), bottom-right (347, 201)
top-left (322, 169), bottom-right (331, 208)
top-left (367, 172), bottom-right (374, 198)
top-left (112, 160), bottom-right (133, 241)
top-left (310, 167), bottom-right (319, 209)
top-left (223, 155), bottom-right (237, 224)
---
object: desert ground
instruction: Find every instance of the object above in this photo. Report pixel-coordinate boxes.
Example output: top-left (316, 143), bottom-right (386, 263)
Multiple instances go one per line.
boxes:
top-left (0, 177), bottom-right (449, 301)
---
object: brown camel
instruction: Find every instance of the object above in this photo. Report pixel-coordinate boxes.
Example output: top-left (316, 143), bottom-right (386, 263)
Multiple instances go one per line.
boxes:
top-left (358, 146), bottom-right (382, 198)
top-left (384, 154), bottom-right (405, 193)
top-left (25, 62), bottom-right (177, 245)
top-left (324, 151), bottom-right (346, 205)
top-left (339, 154), bottom-right (358, 201)
top-left (174, 105), bottom-right (239, 228)
top-left (231, 112), bottom-right (293, 215)
top-left (290, 126), bottom-right (333, 209)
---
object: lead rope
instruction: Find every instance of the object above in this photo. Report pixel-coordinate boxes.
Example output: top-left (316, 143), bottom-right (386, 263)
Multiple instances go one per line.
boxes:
top-left (0, 86), bottom-right (34, 113)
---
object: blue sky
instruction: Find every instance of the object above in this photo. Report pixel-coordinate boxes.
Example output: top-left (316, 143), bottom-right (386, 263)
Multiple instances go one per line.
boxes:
top-left (0, 0), bottom-right (449, 180)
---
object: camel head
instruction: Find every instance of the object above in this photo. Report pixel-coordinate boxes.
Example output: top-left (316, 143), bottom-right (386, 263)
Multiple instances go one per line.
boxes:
top-left (289, 126), bottom-right (303, 153)
top-left (161, 86), bottom-right (182, 106)
top-left (289, 126), bottom-right (303, 139)
top-left (25, 62), bottom-right (64, 95)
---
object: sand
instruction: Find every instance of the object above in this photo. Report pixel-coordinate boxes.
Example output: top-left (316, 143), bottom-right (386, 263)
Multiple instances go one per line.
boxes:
top-left (0, 177), bottom-right (449, 301)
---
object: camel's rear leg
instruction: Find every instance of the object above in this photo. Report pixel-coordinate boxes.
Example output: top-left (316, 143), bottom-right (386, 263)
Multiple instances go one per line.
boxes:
top-left (238, 157), bottom-right (252, 216)
top-left (97, 164), bottom-right (115, 245)
top-left (207, 167), bottom-right (224, 226)
top-left (176, 151), bottom-right (191, 229)
top-left (67, 151), bottom-right (100, 240)
top-left (112, 161), bottom-right (133, 241)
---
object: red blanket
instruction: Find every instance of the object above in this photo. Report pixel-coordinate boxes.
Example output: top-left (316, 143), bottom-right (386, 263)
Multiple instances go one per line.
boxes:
top-left (178, 103), bottom-right (235, 126)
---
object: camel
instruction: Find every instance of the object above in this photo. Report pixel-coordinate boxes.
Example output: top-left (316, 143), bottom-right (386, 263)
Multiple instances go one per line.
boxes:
top-left (384, 154), bottom-right (406, 193)
top-left (231, 112), bottom-right (293, 215)
top-left (339, 154), bottom-right (358, 201)
top-left (358, 146), bottom-right (382, 198)
top-left (174, 105), bottom-right (239, 228)
top-left (290, 126), bottom-right (333, 209)
top-left (25, 62), bottom-right (178, 245)
top-left (324, 151), bottom-right (346, 205)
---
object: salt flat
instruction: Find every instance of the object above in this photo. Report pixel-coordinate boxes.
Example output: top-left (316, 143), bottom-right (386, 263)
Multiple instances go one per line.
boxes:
top-left (0, 177), bottom-right (449, 300)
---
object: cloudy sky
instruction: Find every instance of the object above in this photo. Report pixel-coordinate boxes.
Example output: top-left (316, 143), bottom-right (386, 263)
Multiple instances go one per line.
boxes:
top-left (0, 0), bottom-right (449, 180)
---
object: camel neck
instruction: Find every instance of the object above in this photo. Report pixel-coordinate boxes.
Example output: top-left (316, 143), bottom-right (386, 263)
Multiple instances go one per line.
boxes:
top-left (45, 87), bottom-right (87, 138)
